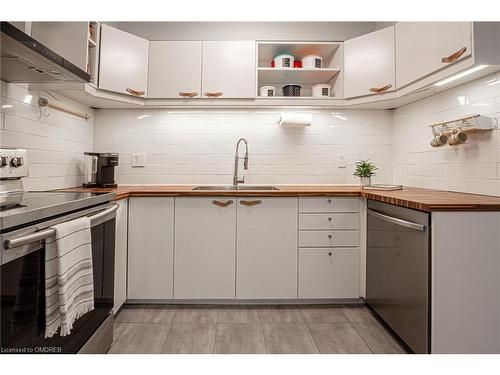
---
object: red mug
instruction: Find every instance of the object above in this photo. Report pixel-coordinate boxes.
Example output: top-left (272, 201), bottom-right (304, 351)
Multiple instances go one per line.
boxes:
top-left (294, 60), bottom-right (302, 68)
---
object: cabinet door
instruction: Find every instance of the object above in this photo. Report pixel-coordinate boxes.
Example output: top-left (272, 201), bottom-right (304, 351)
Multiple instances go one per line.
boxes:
top-left (202, 41), bottom-right (256, 98)
top-left (236, 198), bottom-right (298, 299)
top-left (99, 24), bottom-right (149, 97)
top-left (299, 248), bottom-right (360, 299)
top-left (345, 26), bottom-right (395, 98)
top-left (128, 197), bottom-right (174, 299)
top-left (174, 197), bottom-right (236, 299)
top-left (148, 41), bottom-right (202, 99)
top-left (113, 199), bottom-right (128, 312)
top-left (396, 22), bottom-right (472, 88)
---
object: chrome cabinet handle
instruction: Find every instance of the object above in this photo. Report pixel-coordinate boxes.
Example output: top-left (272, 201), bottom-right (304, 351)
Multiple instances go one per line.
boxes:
top-left (126, 88), bottom-right (145, 96)
top-left (204, 91), bottom-right (223, 97)
top-left (212, 200), bottom-right (233, 207)
top-left (442, 47), bottom-right (467, 63)
top-left (179, 91), bottom-right (198, 97)
top-left (369, 84), bottom-right (392, 93)
top-left (240, 200), bottom-right (262, 206)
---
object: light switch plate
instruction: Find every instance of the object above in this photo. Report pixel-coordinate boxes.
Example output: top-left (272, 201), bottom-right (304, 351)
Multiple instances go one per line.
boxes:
top-left (132, 153), bottom-right (146, 167)
top-left (338, 155), bottom-right (346, 168)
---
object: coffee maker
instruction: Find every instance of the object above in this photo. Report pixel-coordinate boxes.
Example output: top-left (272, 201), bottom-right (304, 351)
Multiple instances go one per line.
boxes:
top-left (83, 152), bottom-right (119, 188)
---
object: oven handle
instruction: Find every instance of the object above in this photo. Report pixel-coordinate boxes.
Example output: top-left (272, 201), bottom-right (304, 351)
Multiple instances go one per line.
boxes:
top-left (4, 204), bottom-right (119, 249)
top-left (367, 208), bottom-right (427, 232)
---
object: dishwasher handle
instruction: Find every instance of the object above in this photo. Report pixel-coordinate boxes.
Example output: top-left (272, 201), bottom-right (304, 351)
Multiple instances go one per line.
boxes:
top-left (367, 208), bottom-right (427, 232)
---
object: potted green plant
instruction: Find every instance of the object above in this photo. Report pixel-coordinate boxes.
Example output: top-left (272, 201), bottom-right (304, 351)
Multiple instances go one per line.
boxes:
top-left (353, 160), bottom-right (377, 187)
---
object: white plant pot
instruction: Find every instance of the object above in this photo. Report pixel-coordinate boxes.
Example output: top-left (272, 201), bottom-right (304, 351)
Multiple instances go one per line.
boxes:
top-left (360, 177), bottom-right (371, 187)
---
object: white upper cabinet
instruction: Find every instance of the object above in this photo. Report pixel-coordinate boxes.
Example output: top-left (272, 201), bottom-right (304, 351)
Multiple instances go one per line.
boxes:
top-left (396, 22), bottom-right (472, 88)
top-left (99, 24), bottom-right (149, 97)
top-left (148, 41), bottom-right (202, 99)
top-left (345, 26), bottom-right (395, 98)
top-left (174, 197), bottom-right (236, 299)
top-left (202, 41), bottom-right (256, 98)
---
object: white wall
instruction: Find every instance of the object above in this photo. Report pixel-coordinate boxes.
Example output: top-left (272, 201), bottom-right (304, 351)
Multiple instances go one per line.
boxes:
top-left (393, 72), bottom-right (500, 196)
top-left (93, 109), bottom-right (393, 185)
top-left (0, 82), bottom-right (94, 190)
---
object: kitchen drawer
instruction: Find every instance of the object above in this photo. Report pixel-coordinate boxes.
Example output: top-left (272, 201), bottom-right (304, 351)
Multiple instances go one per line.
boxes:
top-left (299, 213), bottom-right (359, 230)
top-left (299, 230), bottom-right (359, 247)
top-left (299, 197), bottom-right (360, 213)
top-left (299, 248), bottom-right (360, 299)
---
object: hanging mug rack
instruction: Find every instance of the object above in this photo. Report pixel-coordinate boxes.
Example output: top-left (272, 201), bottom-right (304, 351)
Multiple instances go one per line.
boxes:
top-left (429, 114), bottom-right (497, 147)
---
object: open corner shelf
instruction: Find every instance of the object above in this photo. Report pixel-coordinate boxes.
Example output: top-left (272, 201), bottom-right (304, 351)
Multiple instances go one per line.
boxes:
top-left (257, 41), bottom-right (341, 63)
top-left (257, 67), bottom-right (340, 85)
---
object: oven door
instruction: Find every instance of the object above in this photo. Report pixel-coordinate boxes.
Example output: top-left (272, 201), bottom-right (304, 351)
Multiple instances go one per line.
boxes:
top-left (0, 204), bottom-right (116, 354)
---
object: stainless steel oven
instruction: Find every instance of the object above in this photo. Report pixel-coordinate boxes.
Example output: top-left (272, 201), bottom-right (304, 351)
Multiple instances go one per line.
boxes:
top-left (366, 199), bottom-right (430, 354)
top-left (1, 203), bottom-right (117, 354)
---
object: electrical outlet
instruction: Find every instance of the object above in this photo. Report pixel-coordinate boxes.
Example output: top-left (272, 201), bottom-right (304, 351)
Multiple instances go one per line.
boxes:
top-left (132, 153), bottom-right (146, 167)
top-left (338, 155), bottom-right (346, 168)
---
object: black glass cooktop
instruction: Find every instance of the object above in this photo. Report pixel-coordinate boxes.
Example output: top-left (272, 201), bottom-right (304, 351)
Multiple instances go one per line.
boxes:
top-left (0, 191), bottom-right (115, 231)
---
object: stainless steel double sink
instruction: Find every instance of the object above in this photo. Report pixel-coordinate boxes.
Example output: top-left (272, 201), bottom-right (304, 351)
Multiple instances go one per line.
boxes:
top-left (192, 185), bottom-right (279, 191)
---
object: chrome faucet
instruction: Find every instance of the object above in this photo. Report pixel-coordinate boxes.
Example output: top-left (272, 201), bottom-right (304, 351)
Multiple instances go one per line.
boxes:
top-left (233, 138), bottom-right (249, 187)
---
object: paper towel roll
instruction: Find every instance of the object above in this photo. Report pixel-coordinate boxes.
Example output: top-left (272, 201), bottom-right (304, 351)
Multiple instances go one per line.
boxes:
top-left (278, 112), bottom-right (312, 127)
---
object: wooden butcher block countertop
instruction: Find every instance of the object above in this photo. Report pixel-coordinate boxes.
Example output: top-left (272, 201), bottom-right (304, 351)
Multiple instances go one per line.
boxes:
top-left (58, 185), bottom-right (500, 212)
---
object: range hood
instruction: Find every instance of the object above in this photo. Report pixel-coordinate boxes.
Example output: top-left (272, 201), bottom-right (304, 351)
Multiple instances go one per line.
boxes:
top-left (1, 22), bottom-right (90, 83)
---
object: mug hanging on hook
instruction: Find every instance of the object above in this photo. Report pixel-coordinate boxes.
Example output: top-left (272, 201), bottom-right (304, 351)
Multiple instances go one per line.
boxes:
top-left (38, 97), bottom-right (50, 118)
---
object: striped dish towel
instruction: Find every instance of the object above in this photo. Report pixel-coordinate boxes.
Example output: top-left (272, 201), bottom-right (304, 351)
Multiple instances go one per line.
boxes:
top-left (45, 216), bottom-right (94, 338)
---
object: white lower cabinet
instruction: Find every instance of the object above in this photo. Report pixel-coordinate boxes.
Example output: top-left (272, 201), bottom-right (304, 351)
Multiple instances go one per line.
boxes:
top-left (299, 248), bottom-right (360, 299)
top-left (174, 197), bottom-right (236, 299)
top-left (113, 198), bottom-right (128, 312)
top-left (123, 195), bottom-right (361, 301)
top-left (297, 197), bottom-right (361, 299)
top-left (236, 198), bottom-right (298, 299)
top-left (127, 197), bottom-right (174, 300)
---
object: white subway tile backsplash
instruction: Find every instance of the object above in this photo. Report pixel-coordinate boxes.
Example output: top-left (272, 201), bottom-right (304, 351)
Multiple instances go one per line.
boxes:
top-left (393, 72), bottom-right (500, 196)
top-left (94, 108), bottom-right (393, 185)
top-left (0, 82), bottom-right (94, 191)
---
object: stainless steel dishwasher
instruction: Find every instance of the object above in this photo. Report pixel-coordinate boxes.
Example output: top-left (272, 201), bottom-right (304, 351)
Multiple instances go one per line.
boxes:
top-left (366, 199), bottom-right (430, 354)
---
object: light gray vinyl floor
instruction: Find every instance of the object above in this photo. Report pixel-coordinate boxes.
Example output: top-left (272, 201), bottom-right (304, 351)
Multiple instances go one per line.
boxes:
top-left (109, 305), bottom-right (408, 354)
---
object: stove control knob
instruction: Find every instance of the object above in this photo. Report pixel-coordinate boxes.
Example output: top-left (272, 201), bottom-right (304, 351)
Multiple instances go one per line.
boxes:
top-left (0, 156), bottom-right (7, 167)
top-left (11, 157), bottom-right (24, 167)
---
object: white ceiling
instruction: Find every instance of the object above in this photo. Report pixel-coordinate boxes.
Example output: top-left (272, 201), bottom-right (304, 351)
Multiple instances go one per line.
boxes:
top-left (106, 22), bottom-right (388, 41)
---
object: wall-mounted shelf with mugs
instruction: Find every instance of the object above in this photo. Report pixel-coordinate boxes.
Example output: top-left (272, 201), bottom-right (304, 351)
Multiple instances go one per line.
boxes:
top-left (256, 41), bottom-right (344, 99)
top-left (429, 114), bottom-right (498, 147)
